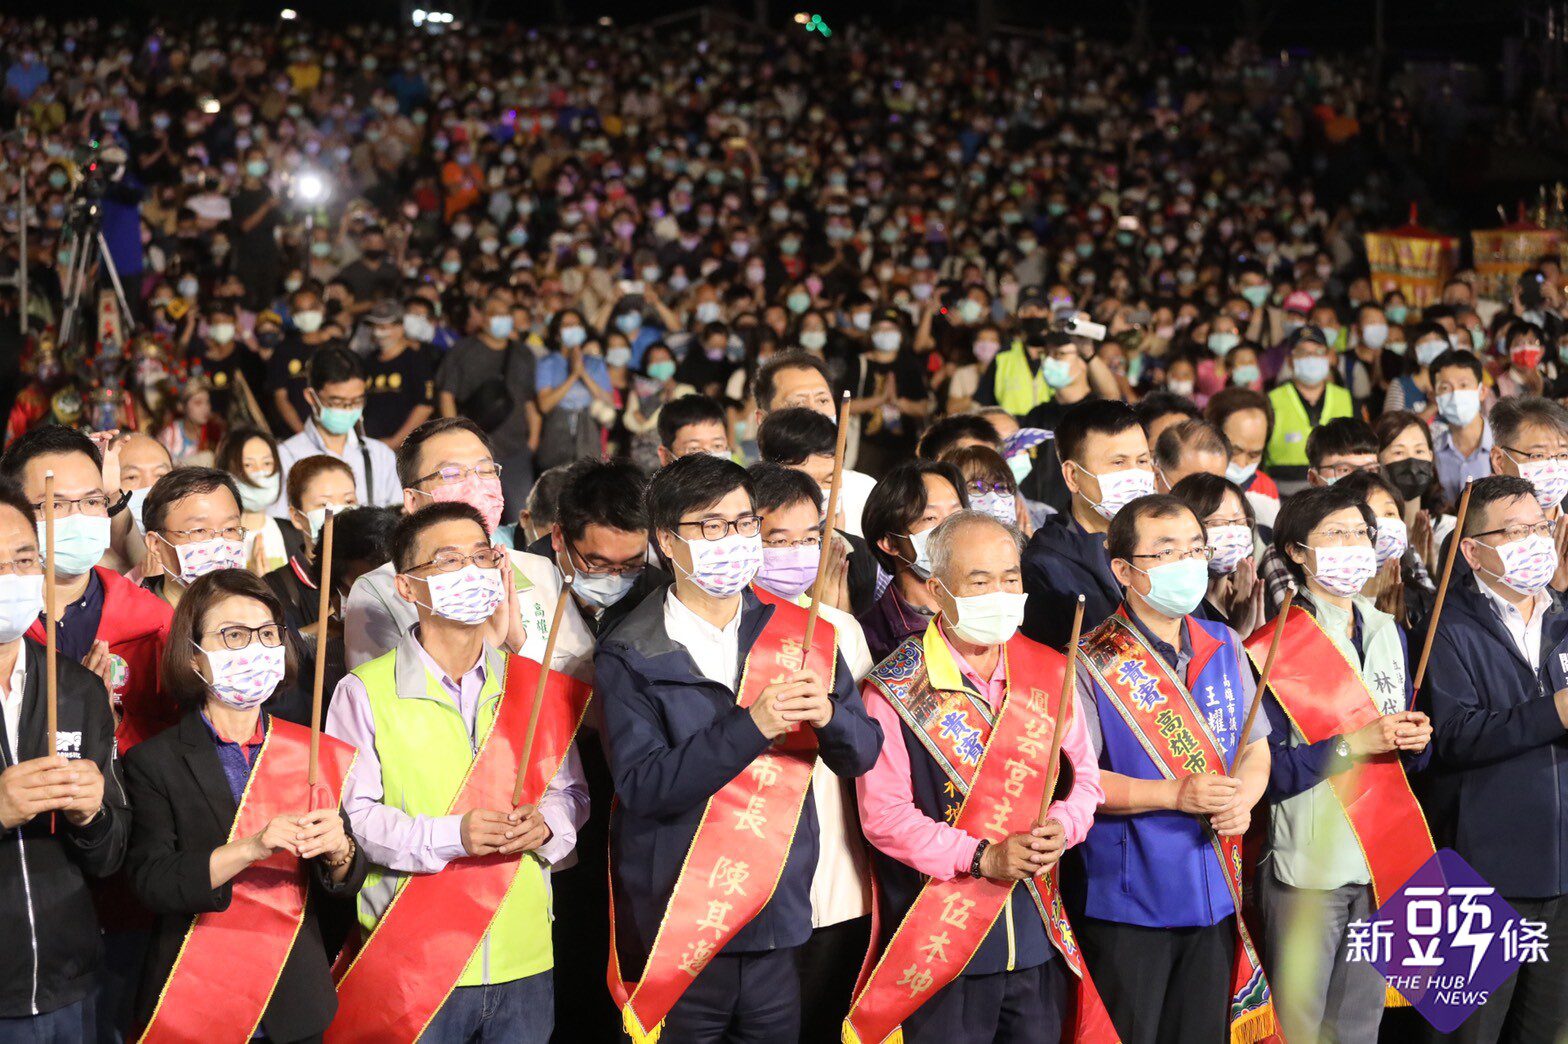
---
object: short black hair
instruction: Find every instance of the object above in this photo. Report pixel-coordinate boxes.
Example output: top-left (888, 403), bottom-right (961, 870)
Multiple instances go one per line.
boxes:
top-left (1429, 348), bottom-right (1484, 385)
top-left (1307, 417), bottom-right (1378, 468)
top-left (747, 461), bottom-right (822, 515)
top-left (917, 414), bottom-right (1001, 460)
top-left (556, 459), bottom-right (650, 540)
top-left (1133, 391), bottom-right (1200, 435)
top-left (1463, 475), bottom-right (1540, 538)
top-left (396, 417), bottom-right (492, 487)
top-left (1204, 386), bottom-right (1274, 445)
top-left (645, 454), bottom-right (754, 569)
top-left (390, 501), bottom-right (489, 574)
top-left (1056, 399), bottom-right (1142, 467)
top-left (862, 460), bottom-right (968, 572)
top-left (0, 477), bottom-right (38, 532)
top-left (1336, 468), bottom-right (1407, 517)
top-left (308, 345), bottom-right (365, 389)
top-left (1490, 395), bottom-right (1568, 448)
top-left (1170, 472), bottom-right (1255, 528)
top-left (752, 350), bottom-right (830, 413)
top-left (757, 407), bottom-right (836, 466)
top-left (0, 424), bottom-right (103, 481)
top-left (143, 467), bottom-right (243, 535)
top-left (1272, 485), bottom-right (1376, 588)
top-left (333, 506), bottom-right (398, 568)
top-left (657, 394), bottom-right (728, 450)
top-left (1106, 494), bottom-right (1201, 564)
top-left (1153, 419), bottom-right (1229, 473)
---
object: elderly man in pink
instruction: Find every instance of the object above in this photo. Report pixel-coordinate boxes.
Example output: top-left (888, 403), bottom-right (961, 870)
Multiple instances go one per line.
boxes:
top-left (852, 511), bottom-right (1103, 1044)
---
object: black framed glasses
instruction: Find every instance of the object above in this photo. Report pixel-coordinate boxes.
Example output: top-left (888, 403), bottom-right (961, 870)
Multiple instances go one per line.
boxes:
top-left (676, 515), bottom-right (762, 541)
top-left (1130, 546), bottom-right (1215, 565)
top-left (409, 547), bottom-right (509, 574)
top-left (32, 493), bottom-right (111, 516)
top-left (1501, 445), bottom-right (1568, 465)
top-left (567, 540), bottom-right (645, 577)
top-left (202, 623), bottom-right (284, 651)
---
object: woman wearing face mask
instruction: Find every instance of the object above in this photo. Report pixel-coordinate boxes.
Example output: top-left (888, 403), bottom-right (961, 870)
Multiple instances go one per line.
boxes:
top-left (1336, 471), bottom-right (1435, 628)
top-left (157, 378), bottom-right (225, 465)
top-left (1255, 486), bottom-right (1433, 1044)
top-left (937, 325), bottom-right (1001, 416)
top-left (1374, 410), bottom-right (1453, 571)
top-left (125, 570), bottom-right (364, 1044)
top-left (534, 314), bottom-right (615, 472)
top-left (848, 309), bottom-right (927, 476)
top-left (623, 344), bottom-right (697, 474)
top-left (263, 454), bottom-right (361, 632)
top-left (942, 445), bottom-right (1033, 539)
top-left (1170, 472), bottom-right (1263, 636)
top-left (860, 461), bottom-right (968, 662)
top-left (1494, 320), bottom-right (1549, 400)
top-left (1381, 321), bottom-right (1447, 421)
top-left (794, 310), bottom-right (832, 357)
top-left (216, 428), bottom-right (292, 576)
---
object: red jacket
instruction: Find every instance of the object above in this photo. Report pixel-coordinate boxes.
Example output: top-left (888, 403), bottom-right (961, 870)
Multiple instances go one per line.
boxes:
top-left (26, 566), bottom-right (175, 755)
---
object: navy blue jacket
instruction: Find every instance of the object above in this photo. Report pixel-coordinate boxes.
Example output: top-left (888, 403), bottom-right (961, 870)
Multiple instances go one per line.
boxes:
top-left (598, 585), bottom-right (882, 967)
top-left (1418, 577), bottom-right (1568, 900)
top-left (1021, 514), bottom-right (1121, 649)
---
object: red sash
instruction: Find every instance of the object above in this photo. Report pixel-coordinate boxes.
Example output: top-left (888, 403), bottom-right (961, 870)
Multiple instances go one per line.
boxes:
top-left (1080, 614), bottom-right (1281, 1044)
top-left (138, 718), bottom-right (355, 1044)
top-left (608, 590), bottom-right (834, 1043)
top-left (327, 653), bottom-right (591, 1044)
top-left (1245, 606), bottom-right (1435, 905)
top-left (846, 630), bottom-right (1118, 1044)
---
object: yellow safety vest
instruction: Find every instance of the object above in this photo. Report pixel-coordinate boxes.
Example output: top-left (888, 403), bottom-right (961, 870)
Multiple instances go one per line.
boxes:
top-left (1266, 382), bottom-right (1353, 469)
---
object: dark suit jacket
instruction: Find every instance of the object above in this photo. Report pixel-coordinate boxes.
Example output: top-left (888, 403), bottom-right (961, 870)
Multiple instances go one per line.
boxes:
top-left (124, 711), bottom-right (367, 1042)
top-left (1021, 513), bottom-right (1122, 649)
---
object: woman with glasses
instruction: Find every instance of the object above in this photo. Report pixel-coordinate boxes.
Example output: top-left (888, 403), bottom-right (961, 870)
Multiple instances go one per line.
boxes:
top-left (124, 570), bottom-right (364, 1043)
top-left (215, 426), bottom-right (294, 576)
top-left (1253, 485), bottom-right (1433, 1044)
top-left (940, 444), bottom-right (1032, 537)
top-left (1170, 472), bottom-right (1264, 635)
top-left (1336, 470), bottom-right (1437, 628)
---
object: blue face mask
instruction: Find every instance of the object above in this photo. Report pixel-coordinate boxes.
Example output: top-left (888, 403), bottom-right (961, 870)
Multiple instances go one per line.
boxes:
top-left (1041, 357), bottom-right (1076, 389)
top-left (573, 568), bottom-right (640, 610)
top-left (1134, 557), bottom-right (1210, 618)
top-left (1007, 453), bottom-right (1034, 486)
top-left (1231, 363), bottom-right (1261, 386)
top-left (318, 405), bottom-right (362, 436)
top-left (488, 315), bottom-right (515, 339)
top-left (39, 515), bottom-right (111, 576)
top-left (559, 325), bottom-right (586, 349)
top-left (1293, 354), bottom-right (1331, 385)
top-left (615, 312), bottom-right (643, 334)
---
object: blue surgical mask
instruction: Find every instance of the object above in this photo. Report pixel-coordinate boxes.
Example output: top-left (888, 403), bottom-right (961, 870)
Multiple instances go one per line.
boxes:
top-left (1134, 557), bottom-right (1210, 618)
top-left (488, 315), bottom-right (515, 339)
top-left (318, 405), bottom-right (362, 436)
top-left (1293, 354), bottom-right (1331, 385)
top-left (1041, 357), bottom-right (1075, 389)
top-left (1231, 364), bottom-right (1261, 386)
top-left (1437, 388), bottom-right (1481, 427)
top-left (1414, 339), bottom-right (1447, 367)
top-left (559, 325), bottom-right (586, 349)
top-left (1208, 332), bottom-right (1240, 356)
top-left (39, 515), bottom-right (111, 576)
top-left (1007, 453), bottom-right (1034, 486)
top-left (573, 568), bottom-right (640, 610)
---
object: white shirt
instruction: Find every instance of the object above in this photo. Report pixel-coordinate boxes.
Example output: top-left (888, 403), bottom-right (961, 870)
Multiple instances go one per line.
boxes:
top-left (343, 548), bottom-right (595, 680)
top-left (1, 647), bottom-right (23, 763)
top-left (835, 469), bottom-right (876, 539)
top-left (272, 420), bottom-right (402, 516)
top-left (663, 588), bottom-right (742, 690)
top-left (1477, 575), bottom-right (1551, 669)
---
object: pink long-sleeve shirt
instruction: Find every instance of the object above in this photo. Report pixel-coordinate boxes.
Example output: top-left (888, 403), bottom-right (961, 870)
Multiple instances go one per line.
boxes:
top-left (857, 623), bottom-right (1103, 882)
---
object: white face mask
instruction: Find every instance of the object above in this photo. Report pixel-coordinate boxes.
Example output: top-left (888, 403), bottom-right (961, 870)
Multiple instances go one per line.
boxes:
top-left (303, 503), bottom-right (352, 540)
top-left (1225, 460), bottom-right (1257, 486)
top-left (411, 565), bottom-right (506, 625)
top-left (239, 472), bottom-right (280, 512)
top-left (162, 535), bottom-right (246, 583)
top-left (1073, 464), bottom-right (1156, 521)
top-left (1374, 516), bottom-right (1409, 564)
top-left (197, 641), bottom-right (285, 710)
top-left (1207, 525), bottom-right (1253, 575)
top-left (898, 527), bottom-right (935, 578)
top-left (0, 574), bottom-right (45, 643)
top-left (126, 487), bottom-right (152, 531)
top-left (941, 583), bottom-right (1027, 647)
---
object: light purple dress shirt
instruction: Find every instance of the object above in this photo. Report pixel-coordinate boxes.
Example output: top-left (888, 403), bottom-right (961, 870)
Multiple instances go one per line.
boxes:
top-left (326, 634), bottom-right (588, 874)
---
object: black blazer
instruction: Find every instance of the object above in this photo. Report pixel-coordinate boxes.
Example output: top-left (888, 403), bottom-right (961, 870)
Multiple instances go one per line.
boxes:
top-left (123, 711), bottom-right (367, 1043)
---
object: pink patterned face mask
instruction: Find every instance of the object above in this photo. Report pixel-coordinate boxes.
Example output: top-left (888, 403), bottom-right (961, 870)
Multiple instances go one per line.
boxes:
top-left (677, 533), bottom-right (763, 597)
top-left (409, 565), bottom-right (506, 625)
top-left (1483, 534), bottom-right (1557, 595)
top-left (164, 536), bottom-right (245, 582)
top-left (196, 642), bottom-right (285, 710)
top-left (422, 474), bottom-right (505, 534)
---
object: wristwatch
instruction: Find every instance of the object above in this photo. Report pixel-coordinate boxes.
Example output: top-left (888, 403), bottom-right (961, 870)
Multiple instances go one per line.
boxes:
top-left (1334, 737), bottom-right (1352, 759)
top-left (970, 839), bottom-right (991, 879)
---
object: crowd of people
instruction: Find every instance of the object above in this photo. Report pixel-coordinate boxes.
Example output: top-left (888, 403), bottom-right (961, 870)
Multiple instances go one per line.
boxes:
top-left (2, 11), bottom-right (1568, 1044)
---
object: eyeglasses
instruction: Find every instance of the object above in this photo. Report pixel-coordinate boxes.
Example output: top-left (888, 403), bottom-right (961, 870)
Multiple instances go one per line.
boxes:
top-left (1130, 545), bottom-right (1215, 565)
top-left (676, 515), bottom-right (762, 541)
top-left (966, 480), bottom-right (1012, 497)
top-left (1502, 446), bottom-right (1568, 465)
top-left (1308, 526), bottom-right (1377, 545)
top-left (1315, 462), bottom-right (1380, 480)
top-left (318, 395), bottom-right (367, 410)
top-left (32, 493), bottom-right (111, 517)
top-left (411, 462), bottom-right (504, 487)
top-left (408, 547), bottom-right (508, 574)
top-left (202, 623), bottom-right (284, 651)
top-left (164, 525), bottom-right (247, 543)
top-left (1472, 520), bottom-right (1558, 544)
top-left (0, 553), bottom-right (42, 577)
top-left (1205, 515), bottom-right (1250, 529)
top-left (762, 523), bottom-right (825, 550)
top-left (567, 541), bottom-right (645, 577)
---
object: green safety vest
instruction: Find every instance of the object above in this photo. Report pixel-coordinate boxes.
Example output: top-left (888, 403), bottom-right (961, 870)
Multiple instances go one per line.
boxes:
top-left (352, 644), bottom-right (553, 986)
top-left (992, 341), bottom-right (1054, 417)
top-left (1265, 382), bottom-right (1353, 469)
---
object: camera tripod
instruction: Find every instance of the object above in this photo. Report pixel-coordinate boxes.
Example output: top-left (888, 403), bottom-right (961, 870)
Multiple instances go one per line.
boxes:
top-left (57, 196), bottom-right (134, 354)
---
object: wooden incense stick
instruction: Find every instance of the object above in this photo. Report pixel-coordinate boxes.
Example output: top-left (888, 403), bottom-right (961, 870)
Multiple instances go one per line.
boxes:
top-left (512, 576), bottom-right (573, 807)
top-left (1228, 584), bottom-right (1294, 776)
top-left (307, 509), bottom-right (335, 788)
top-left (803, 390), bottom-right (852, 657)
top-left (1412, 479), bottom-right (1474, 694)
top-left (1037, 595), bottom-right (1085, 826)
top-left (43, 471), bottom-right (57, 758)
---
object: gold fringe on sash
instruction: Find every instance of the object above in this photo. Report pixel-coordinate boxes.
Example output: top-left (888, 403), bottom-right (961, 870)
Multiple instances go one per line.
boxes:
top-left (842, 1025), bottom-right (902, 1044)
top-left (623, 1006), bottom-right (663, 1044)
top-left (1385, 986), bottom-right (1411, 1008)
top-left (1230, 1005), bottom-right (1279, 1044)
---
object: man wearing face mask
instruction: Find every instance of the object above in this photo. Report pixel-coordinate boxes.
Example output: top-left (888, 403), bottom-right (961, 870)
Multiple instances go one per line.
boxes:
top-left (1488, 395), bottom-right (1568, 526)
top-left (598, 454), bottom-right (881, 1042)
top-left (360, 301), bottom-right (436, 451)
top-left (1265, 326), bottom-right (1353, 490)
top-left (193, 304), bottom-right (264, 420)
top-left (747, 463), bottom-right (877, 1043)
top-left (850, 511), bottom-right (1106, 1044)
top-left (1022, 401), bottom-right (1155, 650)
top-left (2, 427), bottom-right (174, 753)
top-left (1074, 494), bottom-right (1274, 1044)
top-left (140, 468), bottom-right (248, 612)
top-left (1422, 475), bottom-right (1568, 1041)
top-left (266, 284), bottom-right (341, 436)
top-left (1429, 349), bottom-right (1492, 506)
top-left (861, 461), bottom-right (969, 663)
top-left (326, 502), bottom-right (590, 1043)
top-left (276, 347), bottom-right (401, 514)
top-left (342, 418), bottom-right (591, 677)
top-left (975, 288), bottom-right (1056, 420)
top-left (0, 479), bottom-right (132, 1042)
top-left (107, 432), bottom-right (175, 573)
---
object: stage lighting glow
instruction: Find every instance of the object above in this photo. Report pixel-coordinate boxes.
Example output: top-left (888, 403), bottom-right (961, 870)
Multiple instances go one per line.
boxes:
top-left (295, 170), bottom-right (329, 204)
top-left (280, 8), bottom-right (298, 19)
